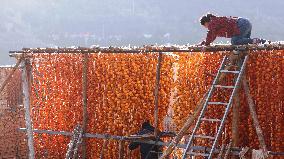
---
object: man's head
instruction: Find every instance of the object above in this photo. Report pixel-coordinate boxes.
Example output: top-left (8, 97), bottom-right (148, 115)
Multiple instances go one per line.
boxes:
top-left (142, 120), bottom-right (155, 131)
top-left (200, 13), bottom-right (216, 29)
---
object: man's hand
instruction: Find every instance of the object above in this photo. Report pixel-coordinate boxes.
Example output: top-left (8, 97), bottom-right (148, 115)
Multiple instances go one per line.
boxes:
top-left (196, 41), bottom-right (206, 46)
top-left (192, 42), bottom-right (208, 52)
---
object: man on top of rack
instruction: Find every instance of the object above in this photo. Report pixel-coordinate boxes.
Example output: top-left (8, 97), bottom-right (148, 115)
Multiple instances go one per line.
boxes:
top-left (198, 13), bottom-right (268, 46)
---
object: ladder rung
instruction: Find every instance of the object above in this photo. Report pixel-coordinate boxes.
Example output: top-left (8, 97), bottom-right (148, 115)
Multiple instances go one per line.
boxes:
top-left (201, 118), bottom-right (221, 122)
top-left (214, 85), bottom-right (235, 89)
top-left (187, 152), bottom-right (209, 157)
top-left (220, 70), bottom-right (240, 74)
top-left (194, 135), bottom-right (215, 140)
top-left (208, 102), bottom-right (228, 105)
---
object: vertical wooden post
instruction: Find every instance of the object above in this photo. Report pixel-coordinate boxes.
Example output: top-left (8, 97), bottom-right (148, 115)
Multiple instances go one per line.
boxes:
top-left (82, 53), bottom-right (89, 159)
top-left (154, 52), bottom-right (163, 137)
top-left (231, 94), bottom-right (240, 159)
top-left (118, 139), bottom-right (125, 159)
top-left (232, 89), bottom-right (240, 148)
top-left (242, 76), bottom-right (268, 156)
top-left (21, 58), bottom-right (35, 159)
top-left (232, 51), bottom-right (244, 151)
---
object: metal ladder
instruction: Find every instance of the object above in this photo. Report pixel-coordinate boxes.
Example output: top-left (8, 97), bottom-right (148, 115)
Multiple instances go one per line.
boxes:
top-left (182, 54), bottom-right (249, 159)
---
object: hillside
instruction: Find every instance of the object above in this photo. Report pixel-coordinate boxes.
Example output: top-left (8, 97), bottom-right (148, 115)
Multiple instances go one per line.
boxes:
top-left (1, 0), bottom-right (284, 64)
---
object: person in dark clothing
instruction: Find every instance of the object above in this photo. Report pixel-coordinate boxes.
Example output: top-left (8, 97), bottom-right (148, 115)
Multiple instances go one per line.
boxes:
top-left (129, 121), bottom-right (163, 159)
top-left (199, 13), bottom-right (267, 46)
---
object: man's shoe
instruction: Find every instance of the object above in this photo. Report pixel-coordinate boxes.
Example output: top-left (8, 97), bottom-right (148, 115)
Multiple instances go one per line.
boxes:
top-left (252, 38), bottom-right (267, 44)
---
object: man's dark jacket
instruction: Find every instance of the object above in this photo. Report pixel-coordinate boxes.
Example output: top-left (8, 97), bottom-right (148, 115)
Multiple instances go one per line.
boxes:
top-left (129, 127), bottom-right (162, 159)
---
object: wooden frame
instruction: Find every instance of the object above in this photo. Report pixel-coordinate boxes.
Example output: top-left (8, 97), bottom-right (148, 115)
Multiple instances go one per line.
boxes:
top-left (13, 47), bottom-right (284, 158)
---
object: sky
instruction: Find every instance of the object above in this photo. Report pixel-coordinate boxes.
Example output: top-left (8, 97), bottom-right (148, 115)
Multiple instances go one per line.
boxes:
top-left (0, 0), bottom-right (284, 64)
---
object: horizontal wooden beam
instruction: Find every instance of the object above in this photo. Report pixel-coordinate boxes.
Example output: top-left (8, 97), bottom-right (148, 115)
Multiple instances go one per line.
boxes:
top-left (9, 44), bottom-right (284, 57)
top-left (18, 128), bottom-right (172, 141)
top-left (18, 128), bottom-right (243, 155)
top-left (19, 128), bottom-right (284, 156)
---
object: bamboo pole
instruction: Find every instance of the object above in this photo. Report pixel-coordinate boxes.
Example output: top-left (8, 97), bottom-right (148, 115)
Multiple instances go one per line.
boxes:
top-left (159, 92), bottom-right (208, 159)
top-left (0, 54), bottom-right (23, 94)
top-left (21, 58), bottom-right (35, 159)
top-left (242, 76), bottom-right (268, 157)
top-left (154, 52), bottom-right (163, 137)
top-left (82, 53), bottom-right (89, 159)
